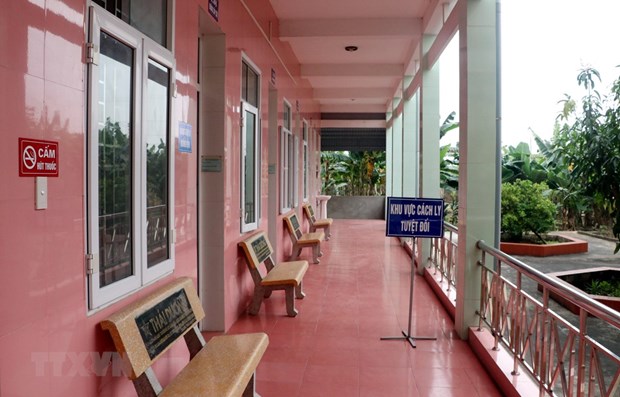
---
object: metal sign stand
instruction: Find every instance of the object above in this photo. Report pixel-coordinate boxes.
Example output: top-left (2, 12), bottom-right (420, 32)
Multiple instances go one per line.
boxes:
top-left (381, 237), bottom-right (437, 349)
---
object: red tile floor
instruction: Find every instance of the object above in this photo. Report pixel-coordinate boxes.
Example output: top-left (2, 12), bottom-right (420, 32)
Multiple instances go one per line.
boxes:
top-left (223, 219), bottom-right (503, 396)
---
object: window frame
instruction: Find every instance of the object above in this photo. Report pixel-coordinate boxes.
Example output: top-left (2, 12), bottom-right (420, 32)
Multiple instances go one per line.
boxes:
top-left (280, 100), bottom-right (293, 213)
top-left (86, 5), bottom-right (175, 310)
top-left (240, 56), bottom-right (261, 233)
top-left (293, 134), bottom-right (299, 207)
top-left (142, 40), bottom-right (176, 284)
top-left (302, 120), bottom-right (308, 201)
top-left (240, 100), bottom-right (260, 232)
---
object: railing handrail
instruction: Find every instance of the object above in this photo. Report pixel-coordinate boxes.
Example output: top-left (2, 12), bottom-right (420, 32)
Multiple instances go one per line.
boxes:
top-left (477, 239), bottom-right (620, 329)
top-left (444, 221), bottom-right (457, 233)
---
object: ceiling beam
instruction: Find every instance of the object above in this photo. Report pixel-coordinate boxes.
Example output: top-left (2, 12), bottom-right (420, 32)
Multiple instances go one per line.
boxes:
top-left (319, 104), bottom-right (388, 113)
top-left (320, 119), bottom-right (387, 129)
top-left (279, 18), bottom-right (422, 38)
top-left (313, 87), bottom-right (395, 99)
top-left (301, 63), bottom-right (404, 77)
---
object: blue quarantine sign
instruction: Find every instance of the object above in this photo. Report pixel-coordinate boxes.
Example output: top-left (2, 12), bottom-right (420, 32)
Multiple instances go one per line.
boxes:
top-left (386, 197), bottom-right (444, 238)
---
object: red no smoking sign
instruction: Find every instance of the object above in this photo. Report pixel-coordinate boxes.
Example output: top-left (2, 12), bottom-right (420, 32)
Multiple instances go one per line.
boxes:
top-left (19, 138), bottom-right (59, 177)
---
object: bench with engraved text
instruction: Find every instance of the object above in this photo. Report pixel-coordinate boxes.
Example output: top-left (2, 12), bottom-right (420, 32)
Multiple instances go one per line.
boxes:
top-left (302, 203), bottom-right (333, 240)
top-left (100, 277), bottom-right (268, 397)
top-left (283, 212), bottom-right (324, 264)
top-left (239, 231), bottom-right (309, 317)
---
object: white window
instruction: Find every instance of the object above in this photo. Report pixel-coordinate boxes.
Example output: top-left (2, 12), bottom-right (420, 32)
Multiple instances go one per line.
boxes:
top-left (293, 135), bottom-right (299, 207)
top-left (86, 5), bottom-right (175, 309)
top-left (280, 101), bottom-right (297, 212)
top-left (241, 58), bottom-right (261, 232)
top-left (302, 120), bottom-right (308, 201)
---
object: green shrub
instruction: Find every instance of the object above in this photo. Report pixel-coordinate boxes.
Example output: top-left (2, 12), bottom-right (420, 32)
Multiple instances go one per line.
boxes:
top-left (501, 180), bottom-right (557, 242)
top-left (587, 280), bottom-right (620, 298)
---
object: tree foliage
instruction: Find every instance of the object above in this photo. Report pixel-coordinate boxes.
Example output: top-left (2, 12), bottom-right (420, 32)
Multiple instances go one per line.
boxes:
top-left (502, 142), bottom-right (548, 184)
top-left (439, 111), bottom-right (459, 193)
top-left (321, 151), bottom-right (386, 196)
top-left (501, 180), bottom-right (557, 243)
top-left (552, 67), bottom-right (620, 252)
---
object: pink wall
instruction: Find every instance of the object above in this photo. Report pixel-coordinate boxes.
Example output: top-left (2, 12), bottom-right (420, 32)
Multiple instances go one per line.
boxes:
top-left (0, 0), bottom-right (321, 395)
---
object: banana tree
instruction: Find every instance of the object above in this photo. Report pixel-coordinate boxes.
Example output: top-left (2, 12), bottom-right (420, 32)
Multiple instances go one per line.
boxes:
top-left (501, 142), bottom-right (548, 184)
top-left (439, 111), bottom-right (459, 192)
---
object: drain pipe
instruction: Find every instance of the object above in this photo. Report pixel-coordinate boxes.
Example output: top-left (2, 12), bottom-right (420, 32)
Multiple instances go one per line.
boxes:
top-left (495, 0), bottom-right (502, 255)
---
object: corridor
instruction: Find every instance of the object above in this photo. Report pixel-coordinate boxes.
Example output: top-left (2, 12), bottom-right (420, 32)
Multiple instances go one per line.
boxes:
top-left (218, 219), bottom-right (503, 396)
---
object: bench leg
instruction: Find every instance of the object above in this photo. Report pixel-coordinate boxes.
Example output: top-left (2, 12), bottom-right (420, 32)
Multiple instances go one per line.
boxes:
top-left (132, 368), bottom-right (162, 397)
top-left (242, 371), bottom-right (257, 397)
top-left (318, 225), bottom-right (330, 240)
top-left (291, 244), bottom-right (302, 260)
top-left (295, 282), bottom-right (305, 299)
top-left (183, 325), bottom-right (206, 359)
top-left (284, 287), bottom-right (299, 317)
top-left (312, 244), bottom-right (322, 264)
top-left (249, 287), bottom-right (264, 315)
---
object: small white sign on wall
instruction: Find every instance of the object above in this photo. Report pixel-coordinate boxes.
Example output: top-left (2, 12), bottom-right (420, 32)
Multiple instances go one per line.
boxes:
top-left (178, 122), bottom-right (192, 153)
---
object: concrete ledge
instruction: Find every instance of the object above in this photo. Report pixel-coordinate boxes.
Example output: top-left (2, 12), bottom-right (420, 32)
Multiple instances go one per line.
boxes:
top-left (326, 196), bottom-right (385, 219)
top-left (423, 267), bottom-right (456, 319)
top-left (468, 327), bottom-right (543, 397)
top-left (402, 239), bottom-right (456, 319)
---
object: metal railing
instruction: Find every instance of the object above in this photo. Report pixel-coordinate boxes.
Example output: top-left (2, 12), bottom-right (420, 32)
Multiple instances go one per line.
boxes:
top-left (476, 240), bottom-right (620, 397)
top-left (428, 222), bottom-right (458, 291)
top-left (99, 205), bottom-right (169, 270)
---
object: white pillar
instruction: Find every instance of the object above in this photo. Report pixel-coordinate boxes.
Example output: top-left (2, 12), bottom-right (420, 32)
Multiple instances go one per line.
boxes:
top-left (392, 98), bottom-right (403, 197)
top-left (385, 112), bottom-right (393, 199)
top-left (455, 0), bottom-right (499, 339)
top-left (417, 35), bottom-right (441, 274)
top-left (402, 79), bottom-right (418, 197)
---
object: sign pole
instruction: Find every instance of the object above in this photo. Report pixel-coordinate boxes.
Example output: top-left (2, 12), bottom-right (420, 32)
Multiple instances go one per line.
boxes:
top-left (406, 237), bottom-right (415, 338)
top-left (382, 197), bottom-right (442, 349)
top-left (381, 237), bottom-right (436, 349)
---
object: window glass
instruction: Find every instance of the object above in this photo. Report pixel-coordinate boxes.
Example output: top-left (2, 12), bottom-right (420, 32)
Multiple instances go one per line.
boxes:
top-left (283, 103), bottom-right (291, 130)
top-left (244, 108), bottom-right (257, 225)
top-left (280, 101), bottom-right (294, 212)
top-left (241, 63), bottom-right (248, 103)
top-left (145, 59), bottom-right (170, 267)
top-left (280, 128), bottom-right (290, 212)
top-left (98, 31), bottom-right (134, 287)
top-left (293, 135), bottom-right (299, 206)
top-left (94, 0), bottom-right (168, 47)
top-left (303, 122), bottom-right (308, 199)
top-left (242, 61), bottom-right (259, 107)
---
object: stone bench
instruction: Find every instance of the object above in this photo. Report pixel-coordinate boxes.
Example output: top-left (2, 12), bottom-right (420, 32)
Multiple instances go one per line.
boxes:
top-left (100, 277), bottom-right (268, 397)
top-left (239, 231), bottom-right (309, 317)
top-left (302, 203), bottom-right (333, 240)
top-left (283, 212), bottom-right (324, 264)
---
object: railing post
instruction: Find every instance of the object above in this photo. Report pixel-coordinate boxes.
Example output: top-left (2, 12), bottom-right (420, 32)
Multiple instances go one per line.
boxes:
top-left (577, 309), bottom-right (587, 397)
top-left (539, 288), bottom-right (550, 397)
top-left (492, 259), bottom-right (502, 351)
top-left (446, 237), bottom-right (452, 291)
top-left (512, 271), bottom-right (521, 376)
top-left (477, 250), bottom-right (486, 331)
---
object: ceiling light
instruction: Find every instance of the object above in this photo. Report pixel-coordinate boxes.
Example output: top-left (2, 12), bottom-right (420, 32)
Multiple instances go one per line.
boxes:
top-left (345, 46), bottom-right (358, 52)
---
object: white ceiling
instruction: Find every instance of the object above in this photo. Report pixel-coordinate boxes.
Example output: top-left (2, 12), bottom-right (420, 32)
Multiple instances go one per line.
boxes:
top-left (270, 0), bottom-right (449, 116)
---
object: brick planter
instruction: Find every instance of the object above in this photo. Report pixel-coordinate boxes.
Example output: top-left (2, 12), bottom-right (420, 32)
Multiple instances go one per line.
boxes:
top-left (543, 267), bottom-right (620, 314)
top-left (500, 234), bottom-right (588, 257)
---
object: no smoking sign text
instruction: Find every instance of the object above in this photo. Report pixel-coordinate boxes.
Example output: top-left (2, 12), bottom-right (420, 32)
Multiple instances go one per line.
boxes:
top-left (19, 138), bottom-right (59, 177)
